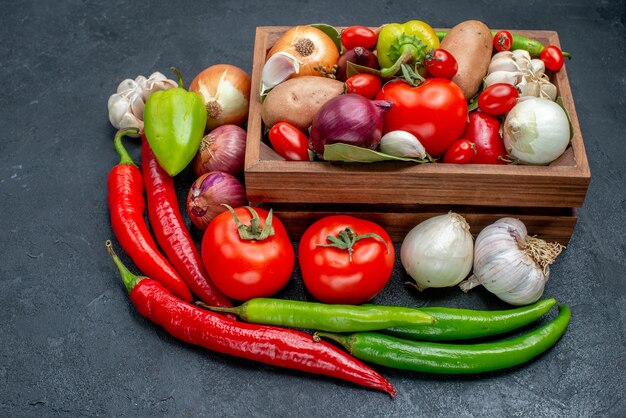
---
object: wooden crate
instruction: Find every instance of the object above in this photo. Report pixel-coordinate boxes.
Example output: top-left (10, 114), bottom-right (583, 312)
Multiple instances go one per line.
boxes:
top-left (244, 27), bottom-right (590, 244)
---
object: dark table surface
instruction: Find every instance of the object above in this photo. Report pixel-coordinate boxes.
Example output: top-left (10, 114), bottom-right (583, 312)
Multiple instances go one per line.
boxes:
top-left (2, 0), bottom-right (625, 416)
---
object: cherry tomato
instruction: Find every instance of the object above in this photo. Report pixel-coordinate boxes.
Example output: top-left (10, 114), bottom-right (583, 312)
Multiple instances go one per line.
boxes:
top-left (268, 122), bottom-right (310, 161)
top-left (424, 48), bottom-right (458, 79)
top-left (202, 207), bottom-right (295, 301)
top-left (462, 112), bottom-right (507, 164)
top-left (376, 79), bottom-right (468, 156)
top-left (443, 139), bottom-right (476, 164)
top-left (299, 215), bottom-right (394, 305)
top-left (345, 73), bottom-right (382, 99)
top-left (341, 26), bottom-right (377, 50)
top-left (477, 83), bottom-right (519, 116)
top-left (493, 30), bottom-right (513, 52)
top-left (540, 45), bottom-right (565, 71)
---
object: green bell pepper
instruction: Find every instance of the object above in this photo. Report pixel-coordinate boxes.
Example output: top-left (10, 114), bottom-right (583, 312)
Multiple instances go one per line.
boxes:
top-left (377, 21), bottom-right (440, 78)
top-left (143, 68), bottom-right (207, 177)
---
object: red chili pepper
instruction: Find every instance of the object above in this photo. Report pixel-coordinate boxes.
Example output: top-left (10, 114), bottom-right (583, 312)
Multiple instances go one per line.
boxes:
top-left (141, 136), bottom-right (232, 308)
top-left (106, 240), bottom-right (396, 397)
top-left (108, 129), bottom-right (193, 302)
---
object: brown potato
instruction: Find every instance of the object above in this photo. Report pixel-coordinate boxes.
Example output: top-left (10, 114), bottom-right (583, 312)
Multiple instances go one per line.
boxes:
top-left (440, 20), bottom-right (492, 100)
top-left (261, 76), bottom-right (344, 131)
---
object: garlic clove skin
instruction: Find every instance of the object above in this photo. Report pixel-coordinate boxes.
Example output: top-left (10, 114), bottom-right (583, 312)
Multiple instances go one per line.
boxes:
top-left (491, 51), bottom-right (513, 61)
top-left (116, 78), bottom-right (139, 94)
top-left (485, 71), bottom-right (523, 87)
top-left (379, 130), bottom-right (427, 159)
top-left (540, 81), bottom-right (558, 101)
top-left (530, 59), bottom-right (545, 78)
top-left (488, 57), bottom-right (521, 74)
top-left (261, 52), bottom-right (300, 95)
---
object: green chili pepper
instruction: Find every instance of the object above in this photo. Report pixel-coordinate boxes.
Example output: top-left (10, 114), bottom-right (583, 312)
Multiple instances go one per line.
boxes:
top-left (384, 298), bottom-right (557, 341)
top-left (377, 21), bottom-right (440, 78)
top-left (315, 304), bottom-right (571, 374)
top-left (199, 298), bottom-right (435, 333)
top-left (143, 67), bottom-right (207, 176)
top-left (435, 31), bottom-right (572, 59)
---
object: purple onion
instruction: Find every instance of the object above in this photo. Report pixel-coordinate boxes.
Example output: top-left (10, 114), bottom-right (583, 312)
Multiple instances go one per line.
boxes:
top-left (192, 125), bottom-right (247, 177)
top-left (187, 172), bottom-right (247, 230)
top-left (309, 94), bottom-right (392, 157)
top-left (336, 47), bottom-right (379, 81)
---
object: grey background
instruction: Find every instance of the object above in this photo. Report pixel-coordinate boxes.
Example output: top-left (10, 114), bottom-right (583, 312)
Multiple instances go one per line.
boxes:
top-left (1, 0), bottom-right (625, 416)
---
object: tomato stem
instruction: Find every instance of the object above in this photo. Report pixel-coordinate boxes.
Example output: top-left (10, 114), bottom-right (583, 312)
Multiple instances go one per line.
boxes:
top-left (224, 204), bottom-right (275, 241)
top-left (316, 227), bottom-right (389, 262)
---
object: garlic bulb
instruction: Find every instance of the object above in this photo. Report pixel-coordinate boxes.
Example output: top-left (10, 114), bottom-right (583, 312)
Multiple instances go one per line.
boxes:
top-left (108, 72), bottom-right (177, 136)
top-left (379, 130), bottom-right (427, 159)
top-left (460, 218), bottom-right (564, 306)
top-left (401, 213), bottom-right (473, 291)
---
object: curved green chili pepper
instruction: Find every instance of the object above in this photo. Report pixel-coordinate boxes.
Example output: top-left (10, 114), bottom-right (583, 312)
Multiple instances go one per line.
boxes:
top-left (199, 298), bottom-right (435, 332)
top-left (377, 21), bottom-right (440, 78)
top-left (435, 30), bottom-right (572, 59)
top-left (143, 67), bottom-right (207, 177)
top-left (384, 298), bottom-right (557, 341)
top-left (315, 304), bottom-right (571, 374)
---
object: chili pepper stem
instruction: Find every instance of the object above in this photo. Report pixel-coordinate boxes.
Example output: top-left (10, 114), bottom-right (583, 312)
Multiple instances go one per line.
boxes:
top-left (380, 44), bottom-right (418, 78)
top-left (196, 301), bottom-right (245, 318)
top-left (114, 129), bottom-right (140, 166)
top-left (105, 240), bottom-right (143, 293)
top-left (314, 332), bottom-right (354, 353)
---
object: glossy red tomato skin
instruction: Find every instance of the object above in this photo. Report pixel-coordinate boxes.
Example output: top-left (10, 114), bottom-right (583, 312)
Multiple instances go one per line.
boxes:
top-left (376, 79), bottom-right (468, 156)
top-left (478, 83), bottom-right (519, 115)
top-left (493, 30), bottom-right (513, 52)
top-left (268, 122), bottom-right (310, 161)
top-left (298, 216), bottom-right (395, 305)
top-left (443, 139), bottom-right (476, 164)
top-left (540, 45), bottom-right (565, 71)
top-left (462, 112), bottom-right (507, 165)
top-left (201, 207), bottom-right (295, 301)
top-left (345, 74), bottom-right (382, 99)
top-left (341, 26), bottom-right (378, 50)
top-left (424, 49), bottom-right (458, 79)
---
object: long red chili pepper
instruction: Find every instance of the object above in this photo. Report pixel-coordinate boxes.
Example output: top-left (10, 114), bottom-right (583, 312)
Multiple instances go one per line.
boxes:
top-left (106, 240), bottom-right (395, 397)
top-left (141, 136), bottom-right (232, 308)
top-left (108, 129), bottom-right (193, 302)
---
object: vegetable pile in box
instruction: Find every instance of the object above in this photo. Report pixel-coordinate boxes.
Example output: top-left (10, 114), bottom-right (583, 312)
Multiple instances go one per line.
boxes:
top-left (103, 19), bottom-right (581, 398)
top-left (260, 20), bottom-right (573, 165)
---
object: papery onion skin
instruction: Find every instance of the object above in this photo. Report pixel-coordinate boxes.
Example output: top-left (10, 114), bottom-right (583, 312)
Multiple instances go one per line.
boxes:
top-left (186, 172), bottom-right (247, 231)
top-left (309, 94), bottom-right (391, 156)
top-left (192, 125), bottom-right (247, 177)
top-left (189, 64), bottom-right (251, 131)
top-left (267, 26), bottom-right (340, 78)
top-left (400, 213), bottom-right (474, 291)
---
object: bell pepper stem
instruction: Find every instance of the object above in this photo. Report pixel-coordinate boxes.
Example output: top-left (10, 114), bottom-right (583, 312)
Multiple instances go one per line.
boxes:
top-left (113, 128), bottom-right (139, 166)
top-left (170, 66), bottom-right (185, 89)
top-left (380, 44), bottom-right (419, 78)
top-left (106, 240), bottom-right (142, 293)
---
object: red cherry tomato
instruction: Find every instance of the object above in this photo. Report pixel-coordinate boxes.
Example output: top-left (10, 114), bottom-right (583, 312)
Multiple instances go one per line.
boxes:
top-left (341, 26), bottom-right (377, 50)
top-left (268, 122), bottom-right (310, 161)
top-left (443, 139), bottom-right (476, 164)
top-left (462, 112), bottom-right (507, 164)
top-left (540, 45), bottom-right (565, 71)
top-left (298, 215), bottom-right (394, 305)
top-left (376, 78), bottom-right (468, 156)
top-left (345, 73), bottom-right (382, 99)
top-left (493, 30), bottom-right (513, 52)
top-left (424, 48), bottom-right (458, 79)
top-left (477, 83), bottom-right (519, 115)
top-left (202, 207), bottom-right (295, 301)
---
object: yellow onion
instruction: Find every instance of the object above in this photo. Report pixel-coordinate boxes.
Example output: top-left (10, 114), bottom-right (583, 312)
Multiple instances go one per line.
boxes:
top-left (189, 64), bottom-right (251, 131)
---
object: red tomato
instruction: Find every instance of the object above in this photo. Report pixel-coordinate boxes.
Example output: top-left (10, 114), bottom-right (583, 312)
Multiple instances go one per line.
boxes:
top-left (299, 215), bottom-right (394, 305)
top-left (341, 26), bottom-right (377, 50)
top-left (202, 207), bottom-right (295, 301)
top-left (268, 122), bottom-right (310, 161)
top-left (345, 73), bottom-right (382, 99)
top-left (376, 79), bottom-right (468, 156)
top-left (424, 48), bottom-right (458, 79)
top-left (477, 83), bottom-right (519, 115)
top-left (540, 45), bottom-right (565, 71)
top-left (443, 139), bottom-right (476, 164)
top-left (493, 30), bottom-right (513, 52)
top-left (462, 112), bottom-right (507, 164)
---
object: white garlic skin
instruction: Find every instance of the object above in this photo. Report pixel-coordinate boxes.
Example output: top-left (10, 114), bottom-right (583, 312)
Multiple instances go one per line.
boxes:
top-left (471, 218), bottom-right (547, 305)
